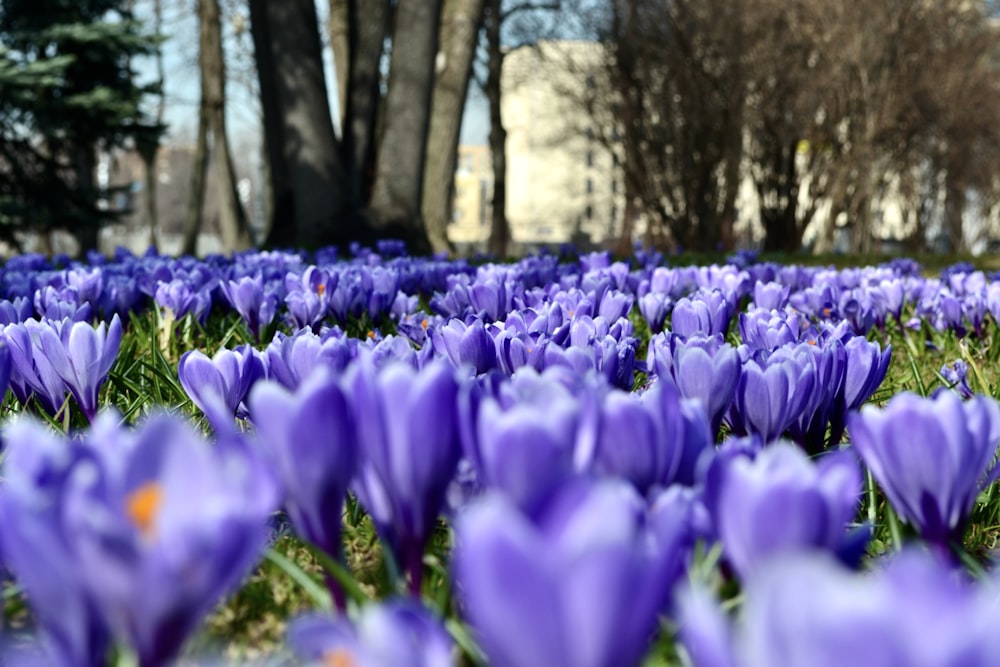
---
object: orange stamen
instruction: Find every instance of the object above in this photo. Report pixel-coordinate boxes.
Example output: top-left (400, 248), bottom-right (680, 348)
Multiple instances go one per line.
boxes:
top-left (126, 482), bottom-right (163, 536)
top-left (322, 649), bottom-right (356, 667)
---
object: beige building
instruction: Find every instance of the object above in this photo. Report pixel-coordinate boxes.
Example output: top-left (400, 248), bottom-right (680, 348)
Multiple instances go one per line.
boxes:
top-left (448, 41), bottom-right (626, 251)
top-left (448, 144), bottom-right (493, 249)
top-left (502, 41), bottom-right (625, 248)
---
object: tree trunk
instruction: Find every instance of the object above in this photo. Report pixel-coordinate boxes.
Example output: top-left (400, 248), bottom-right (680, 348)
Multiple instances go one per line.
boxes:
top-left (250, 0), bottom-right (348, 250)
top-left (182, 104), bottom-right (210, 256)
top-left (144, 0), bottom-right (165, 252)
top-left (343, 0), bottom-right (391, 206)
top-left (485, 0), bottom-right (509, 258)
top-left (421, 0), bottom-right (485, 255)
top-left (200, 0), bottom-right (252, 253)
top-left (367, 0), bottom-right (443, 253)
top-left (328, 0), bottom-right (350, 127)
top-left (73, 146), bottom-right (100, 252)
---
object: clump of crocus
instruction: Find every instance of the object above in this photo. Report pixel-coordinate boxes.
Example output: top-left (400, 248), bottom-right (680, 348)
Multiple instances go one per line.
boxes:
top-left (847, 391), bottom-right (1000, 562)
top-left (347, 359), bottom-right (461, 595)
top-left (5, 316), bottom-right (121, 422)
top-left (679, 549), bottom-right (1000, 667)
top-left (703, 441), bottom-right (866, 579)
top-left (288, 600), bottom-right (454, 667)
top-left (178, 344), bottom-right (266, 421)
top-left (454, 477), bottom-right (686, 667)
top-left (0, 412), bottom-right (277, 667)
top-left (220, 274), bottom-right (278, 341)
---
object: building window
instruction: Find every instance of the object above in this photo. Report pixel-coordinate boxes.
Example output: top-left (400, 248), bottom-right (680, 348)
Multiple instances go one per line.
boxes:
top-left (586, 151), bottom-right (594, 167)
top-left (585, 204), bottom-right (593, 220)
top-left (611, 179), bottom-right (617, 194)
top-left (586, 127), bottom-right (594, 141)
top-left (586, 178), bottom-right (593, 194)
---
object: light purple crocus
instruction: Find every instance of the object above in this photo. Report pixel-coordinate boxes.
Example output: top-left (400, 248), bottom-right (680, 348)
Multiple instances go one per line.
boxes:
top-left (453, 478), bottom-right (685, 667)
top-left (347, 360), bottom-right (461, 595)
top-left (0, 412), bottom-right (277, 667)
top-left (847, 391), bottom-right (1000, 559)
top-left (178, 344), bottom-right (266, 421)
top-left (35, 314), bottom-right (122, 422)
top-left (288, 601), bottom-right (454, 667)
top-left (679, 549), bottom-right (1000, 667)
top-left (703, 442), bottom-right (865, 579)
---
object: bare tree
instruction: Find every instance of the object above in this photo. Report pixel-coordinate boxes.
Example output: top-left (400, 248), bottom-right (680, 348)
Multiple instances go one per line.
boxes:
top-left (249, 0), bottom-right (347, 249)
top-left (367, 0), bottom-right (444, 253)
top-left (422, 0), bottom-right (486, 254)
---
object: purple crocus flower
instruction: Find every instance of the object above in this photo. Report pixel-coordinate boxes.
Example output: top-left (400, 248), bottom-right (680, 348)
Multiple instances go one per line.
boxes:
top-left (265, 330), bottom-right (355, 391)
top-left (154, 279), bottom-right (212, 324)
top-left (284, 266), bottom-right (337, 332)
top-left (0, 419), bottom-right (109, 667)
top-left (288, 601), bottom-right (454, 667)
top-left (751, 281), bottom-right (790, 311)
top-left (703, 442), bottom-right (864, 579)
top-left (220, 275), bottom-right (278, 341)
top-left (347, 360), bottom-right (461, 595)
top-left (679, 549), bottom-right (1000, 667)
top-left (453, 478), bottom-right (685, 667)
top-left (0, 412), bottom-right (277, 667)
top-left (429, 318), bottom-right (498, 375)
top-left (639, 292), bottom-right (672, 333)
top-left (473, 386), bottom-right (580, 509)
top-left (178, 344), bottom-right (266, 421)
top-left (940, 359), bottom-right (975, 399)
top-left (248, 372), bottom-right (357, 607)
top-left (5, 319), bottom-right (70, 415)
top-left (35, 314), bottom-right (122, 422)
top-left (651, 333), bottom-right (740, 437)
top-left (847, 391), bottom-right (1000, 559)
top-left (729, 351), bottom-right (815, 443)
top-left (591, 384), bottom-right (713, 494)
top-left (671, 290), bottom-right (731, 339)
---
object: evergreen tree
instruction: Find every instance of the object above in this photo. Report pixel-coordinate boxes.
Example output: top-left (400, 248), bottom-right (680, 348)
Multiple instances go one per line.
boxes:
top-left (0, 0), bottom-right (161, 252)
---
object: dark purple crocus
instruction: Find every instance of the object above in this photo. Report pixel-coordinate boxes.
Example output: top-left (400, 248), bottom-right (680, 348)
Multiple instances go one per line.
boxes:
top-left (847, 391), bottom-right (1000, 560)
top-left (36, 314), bottom-right (122, 422)
top-left (679, 549), bottom-right (1000, 667)
top-left (288, 601), bottom-right (454, 667)
top-left (429, 318), bottom-right (498, 375)
top-left (703, 442), bottom-right (864, 579)
top-left (0, 412), bottom-right (277, 667)
top-left (729, 351), bottom-right (815, 443)
top-left (453, 478), bottom-right (685, 667)
top-left (940, 359), bottom-right (975, 399)
top-left (347, 360), bottom-right (461, 595)
top-left (178, 344), bottom-right (266, 421)
top-left (828, 336), bottom-right (891, 444)
top-left (248, 372), bottom-right (357, 608)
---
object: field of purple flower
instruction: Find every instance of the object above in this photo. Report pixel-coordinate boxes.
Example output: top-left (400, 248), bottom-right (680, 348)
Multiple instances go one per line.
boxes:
top-left (1, 243), bottom-right (1000, 666)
